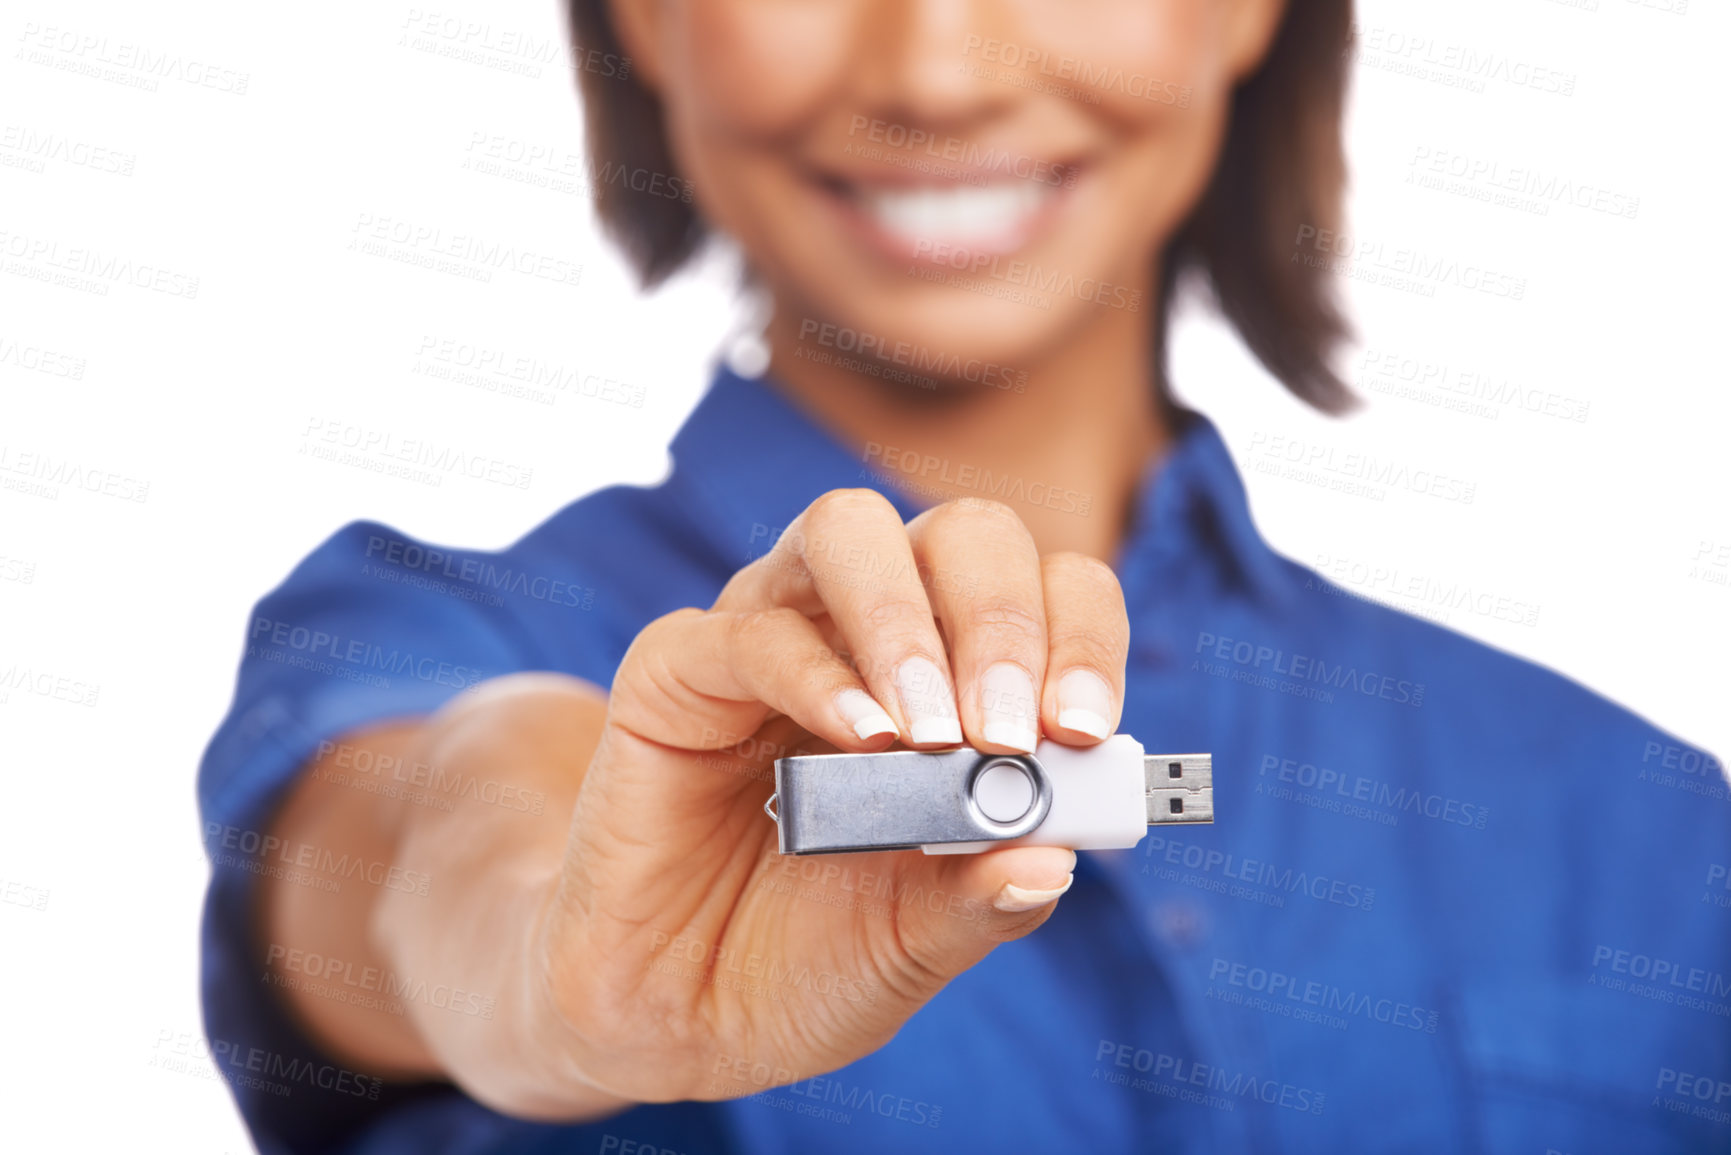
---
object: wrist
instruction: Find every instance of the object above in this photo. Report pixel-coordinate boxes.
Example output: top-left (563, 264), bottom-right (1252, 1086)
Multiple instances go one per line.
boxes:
top-left (370, 804), bottom-right (631, 1120)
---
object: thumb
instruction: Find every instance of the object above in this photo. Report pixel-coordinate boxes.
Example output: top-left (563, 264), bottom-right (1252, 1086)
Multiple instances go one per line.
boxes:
top-left (890, 846), bottom-right (1077, 984)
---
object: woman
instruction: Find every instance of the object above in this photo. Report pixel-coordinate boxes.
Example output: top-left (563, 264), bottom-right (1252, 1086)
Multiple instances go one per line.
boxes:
top-left (198, 1), bottom-right (1727, 1151)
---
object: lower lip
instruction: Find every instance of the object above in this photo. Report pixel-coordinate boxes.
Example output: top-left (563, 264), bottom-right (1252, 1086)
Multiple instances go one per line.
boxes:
top-left (815, 173), bottom-right (1081, 270)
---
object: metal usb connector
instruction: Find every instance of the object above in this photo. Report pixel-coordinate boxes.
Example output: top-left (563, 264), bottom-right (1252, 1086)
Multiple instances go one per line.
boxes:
top-left (1144, 753), bottom-right (1214, 825)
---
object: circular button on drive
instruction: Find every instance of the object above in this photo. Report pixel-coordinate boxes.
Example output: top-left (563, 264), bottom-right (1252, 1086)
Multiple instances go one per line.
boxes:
top-left (973, 760), bottom-right (1037, 824)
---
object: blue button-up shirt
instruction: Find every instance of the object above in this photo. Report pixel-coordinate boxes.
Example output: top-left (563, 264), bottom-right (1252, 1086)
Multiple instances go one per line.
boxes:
top-left (199, 365), bottom-right (1730, 1154)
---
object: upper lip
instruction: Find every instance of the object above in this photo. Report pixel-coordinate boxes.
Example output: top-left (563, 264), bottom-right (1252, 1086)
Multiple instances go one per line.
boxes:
top-left (806, 154), bottom-right (1088, 192)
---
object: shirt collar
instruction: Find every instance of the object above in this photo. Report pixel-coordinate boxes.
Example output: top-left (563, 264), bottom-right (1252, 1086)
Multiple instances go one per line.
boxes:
top-left (666, 363), bottom-right (1294, 608)
top-left (1122, 406), bottom-right (1298, 610)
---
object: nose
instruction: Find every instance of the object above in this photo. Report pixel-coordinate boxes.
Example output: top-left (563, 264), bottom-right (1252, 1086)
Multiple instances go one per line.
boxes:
top-left (853, 0), bottom-right (1018, 130)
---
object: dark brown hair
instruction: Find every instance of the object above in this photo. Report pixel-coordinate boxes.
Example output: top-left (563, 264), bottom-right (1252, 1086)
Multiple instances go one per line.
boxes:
top-left (566, 2), bottom-right (1357, 414)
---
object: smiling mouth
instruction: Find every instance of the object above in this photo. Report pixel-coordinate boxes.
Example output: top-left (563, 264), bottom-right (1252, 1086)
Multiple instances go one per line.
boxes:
top-left (814, 170), bottom-right (1076, 264)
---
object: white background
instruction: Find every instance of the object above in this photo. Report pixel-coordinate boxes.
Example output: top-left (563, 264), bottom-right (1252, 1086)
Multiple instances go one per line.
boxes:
top-left (1, 0), bottom-right (1725, 1150)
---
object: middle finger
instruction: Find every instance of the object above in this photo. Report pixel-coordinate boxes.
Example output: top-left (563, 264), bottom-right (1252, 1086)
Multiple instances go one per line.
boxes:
top-left (906, 499), bottom-right (1047, 754)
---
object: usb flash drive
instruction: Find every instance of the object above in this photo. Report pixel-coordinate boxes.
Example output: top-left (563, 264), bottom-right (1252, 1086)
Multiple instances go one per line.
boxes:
top-left (765, 734), bottom-right (1212, 855)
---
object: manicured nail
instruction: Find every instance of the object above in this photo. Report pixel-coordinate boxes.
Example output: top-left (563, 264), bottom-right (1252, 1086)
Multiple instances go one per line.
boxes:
top-left (979, 662), bottom-right (1038, 753)
top-left (1055, 669), bottom-right (1114, 740)
top-left (994, 874), bottom-right (1074, 913)
top-left (896, 656), bottom-right (962, 745)
top-left (834, 689), bottom-right (899, 742)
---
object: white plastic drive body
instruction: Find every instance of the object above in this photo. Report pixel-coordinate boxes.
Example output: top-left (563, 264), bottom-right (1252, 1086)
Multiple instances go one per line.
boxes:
top-left (921, 734), bottom-right (1149, 855)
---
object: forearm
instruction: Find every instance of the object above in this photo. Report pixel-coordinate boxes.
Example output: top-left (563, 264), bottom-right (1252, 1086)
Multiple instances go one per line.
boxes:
top-left (259, 673), bottom-right (632, 1119)
top-left (259, 719), bottom-right (439, 1078)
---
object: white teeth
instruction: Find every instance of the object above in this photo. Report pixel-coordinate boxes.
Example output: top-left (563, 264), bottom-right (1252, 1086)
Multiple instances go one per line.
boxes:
top-left (858, 181), bottom-right (1054, 250)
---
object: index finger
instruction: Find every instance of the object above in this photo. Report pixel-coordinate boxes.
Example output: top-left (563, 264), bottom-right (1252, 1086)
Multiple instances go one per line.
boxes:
top-left (714, 489), bottom-right (962, 746)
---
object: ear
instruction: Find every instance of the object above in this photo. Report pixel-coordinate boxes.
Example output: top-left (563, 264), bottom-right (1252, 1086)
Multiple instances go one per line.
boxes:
top-left (605, 0), bottom-right (671, 94)
top-left (1222, 0), bottom-right (1289, 83)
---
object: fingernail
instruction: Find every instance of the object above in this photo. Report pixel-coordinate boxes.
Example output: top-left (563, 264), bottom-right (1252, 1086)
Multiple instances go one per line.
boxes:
top-left (993, 874), bottom-right (1074, 913)
top-left (896, 656), bottom-right (961, 745)
top-left (1055, 669), bottom-right (1114, 740)
top-left (979, 662), bottom-right (1038, 753)
top-left (834, 689), bottom-right (899, 742)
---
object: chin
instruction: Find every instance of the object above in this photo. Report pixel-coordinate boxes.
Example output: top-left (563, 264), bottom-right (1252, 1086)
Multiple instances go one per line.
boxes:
top-left (828, 294), bottom-right (1061, 381)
